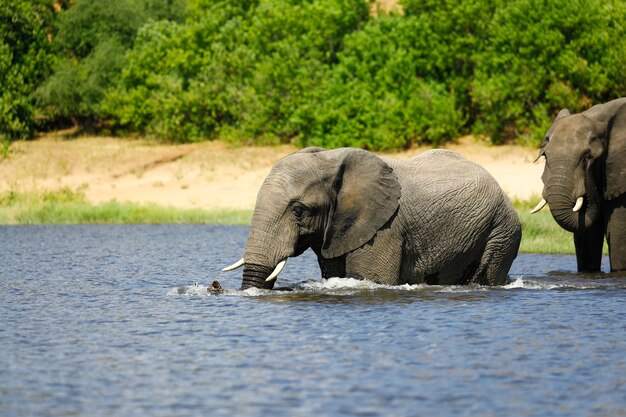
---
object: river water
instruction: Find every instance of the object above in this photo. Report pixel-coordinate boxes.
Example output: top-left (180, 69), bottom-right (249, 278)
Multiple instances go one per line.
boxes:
top-left (1, 225), bottom-right (624, 417)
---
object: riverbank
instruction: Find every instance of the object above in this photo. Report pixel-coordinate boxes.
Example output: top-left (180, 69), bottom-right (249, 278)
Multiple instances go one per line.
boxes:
top-left (0, 133), bottom-right (575, 253)
top-left (1, 133), bottom-right (544, 208)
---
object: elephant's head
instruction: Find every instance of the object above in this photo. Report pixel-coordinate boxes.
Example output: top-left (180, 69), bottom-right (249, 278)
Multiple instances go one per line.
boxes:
top-left (223, 147), bottom-right (401, 290)
top-left (533, 99), bottom-right (626, 232)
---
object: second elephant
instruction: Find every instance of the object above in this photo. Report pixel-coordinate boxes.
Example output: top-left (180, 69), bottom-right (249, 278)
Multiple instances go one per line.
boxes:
top-left (223, 147), bottom-right (521, 289)
top-left (532, 97), bottom-right (626, 272)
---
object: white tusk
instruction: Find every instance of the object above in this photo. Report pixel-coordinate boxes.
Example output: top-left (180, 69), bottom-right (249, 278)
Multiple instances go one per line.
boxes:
top-left (266, 260), bottom-right (287, 282)
top-left (530, 198), bottom-right (547, 214)
top-left (573, 196), bottom-right (584, 212)
top-left (222, 257), bottom-right (244, 272)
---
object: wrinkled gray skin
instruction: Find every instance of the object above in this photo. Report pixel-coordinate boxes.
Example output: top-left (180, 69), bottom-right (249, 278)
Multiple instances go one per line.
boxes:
top-left (537, 97), bottom-right (626, 272)
top-left (234, 147), bottom-right (521, 290)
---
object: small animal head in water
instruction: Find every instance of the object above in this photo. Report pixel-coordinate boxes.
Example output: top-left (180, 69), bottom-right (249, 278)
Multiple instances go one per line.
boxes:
top-left (208, 280), bottom-right (223, 294)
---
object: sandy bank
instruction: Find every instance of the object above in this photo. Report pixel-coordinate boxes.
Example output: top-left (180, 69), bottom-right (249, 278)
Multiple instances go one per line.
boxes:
top-left (0, 135), bottom-right (544, 210)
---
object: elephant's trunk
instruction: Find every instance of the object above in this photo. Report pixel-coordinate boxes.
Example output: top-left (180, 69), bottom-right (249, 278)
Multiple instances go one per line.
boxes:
top-left (240, 209), bottom-right (294, 290)
top-left (241, 263), bottom-right (276, 290)
top-left (544, 164), bottom-right (600, 232)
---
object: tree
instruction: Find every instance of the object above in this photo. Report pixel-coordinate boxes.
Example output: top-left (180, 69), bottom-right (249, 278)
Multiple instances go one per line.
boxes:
top-left (37, 0), bottom-right (187, 130)
top-left (472, 0), bottom-right (626, 144)
top-left (0, 0), bottom-right (54, 141)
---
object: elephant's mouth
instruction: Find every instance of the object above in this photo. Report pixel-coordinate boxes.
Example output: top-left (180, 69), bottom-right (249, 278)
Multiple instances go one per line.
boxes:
top-left (241, 263), bottom-right (279, 290)
top-left (544, 164), bottom-right (601, 232)
top-left (548, 198), bottom-right (588, 232)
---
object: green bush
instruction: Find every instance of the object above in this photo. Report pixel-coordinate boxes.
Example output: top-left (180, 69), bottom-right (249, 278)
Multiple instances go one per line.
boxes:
top-left (104, 0), bottom-right (369, 143)
top-left (37, 0), bottom-right (187, 129)
top-left (472, 0), bottom-right (626, 144)
top-left (0, 188), bottom-right (252, 224)
top-left (7, 0), bottom-right (626, 147)
top-left (294, 15), bottom-right (465, 150)
top-left (0, 0), bottom-right (54, 141)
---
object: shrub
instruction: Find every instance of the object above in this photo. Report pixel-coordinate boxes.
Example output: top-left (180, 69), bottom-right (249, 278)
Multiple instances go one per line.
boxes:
top-left (37, 0), bottom-right (187, 129)
top-left (104, 0), bottom-right (369, 143)
top-left (472, 0), bottom-right (626, 144)
top-left (0, 0), bottom-right (54, 141)
top-left (294, 15), bottom-right (465, 150)
top-left (21, 0), bottom-right (626, 148)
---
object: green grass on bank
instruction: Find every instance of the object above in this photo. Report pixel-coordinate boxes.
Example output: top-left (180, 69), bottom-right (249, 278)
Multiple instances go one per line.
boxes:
top-left (0, 189), bottom-right (253, 226)
top-left (514, 198), bottom-right (575, 255)
top-left (1, 189), bottom-right (599, 255)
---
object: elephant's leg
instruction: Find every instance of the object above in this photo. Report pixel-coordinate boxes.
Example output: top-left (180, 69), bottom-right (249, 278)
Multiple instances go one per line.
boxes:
top-left (573, 220), bottom-right (604, 272)
top-left (472, 215), bottom-right (522, 286)
top-left (343, 228), bottom-right (403, 285)
top-left (606, 197), bottom-right (626, 272)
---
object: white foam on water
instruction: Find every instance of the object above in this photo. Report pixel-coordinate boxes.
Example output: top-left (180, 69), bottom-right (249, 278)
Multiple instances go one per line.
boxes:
top-left (170, 274), bottom-right (619, 297)
top-left (300, 277), bottom-right (425, 292)
top-left (169, 283), bottom-right (245, 296)
top-left (169, 283), bottom-right (279, 297)
top-left (168, 284), bottom-right (210, 296)
top-left (241, 287), bottom-right (273, 296)
top-left (504, 277), bottom-right (526, 289)
top-left (435, 285), bottom-right (488, 293)
top-left (504, 276), bottom-right (560, 290)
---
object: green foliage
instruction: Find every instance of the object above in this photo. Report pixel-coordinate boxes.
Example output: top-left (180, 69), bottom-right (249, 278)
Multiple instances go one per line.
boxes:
top-left (7, 0), bottom-right (626, 147)
top-left (0, 137), bottom-right (11, 159)
top-left (104, 0), bottom-right (369, 142)
top-left (472, 0), bottom-right (626, 144)
top-left (295, 15), bottom-right (466, 149)
top-left (0, 0), bottom-right (54, 141)
top-left (37, 0), bottom-right (186, 128)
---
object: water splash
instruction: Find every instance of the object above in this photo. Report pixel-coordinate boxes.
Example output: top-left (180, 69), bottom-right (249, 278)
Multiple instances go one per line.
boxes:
top-left (300, 277), bottom-right (425, 291)
top-left (503, 276), bottom-right (561, 290)
top-left (171, 273), bottom-right (626, 297)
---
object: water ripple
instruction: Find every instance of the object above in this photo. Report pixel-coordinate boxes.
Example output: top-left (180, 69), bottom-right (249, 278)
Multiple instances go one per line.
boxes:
top-left (1, 225), bottom-right (625, 417)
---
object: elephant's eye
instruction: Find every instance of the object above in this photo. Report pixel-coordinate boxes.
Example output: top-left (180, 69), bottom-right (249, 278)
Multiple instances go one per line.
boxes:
top-left (292, 204), bottom-right (305, 219)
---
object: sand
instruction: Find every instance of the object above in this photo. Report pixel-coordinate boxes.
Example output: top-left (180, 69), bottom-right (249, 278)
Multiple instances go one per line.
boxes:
top-left (0, 134), bottom-right (544, 210)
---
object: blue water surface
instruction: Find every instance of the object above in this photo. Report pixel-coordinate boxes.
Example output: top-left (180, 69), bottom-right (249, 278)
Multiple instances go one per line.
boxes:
top-left (0, 225), bottom-right (624, 417)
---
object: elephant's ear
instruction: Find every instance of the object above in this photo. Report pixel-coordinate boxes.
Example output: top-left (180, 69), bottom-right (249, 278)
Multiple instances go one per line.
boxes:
top-left (605, 103), bottom-right (626, 199)
top-left (555, 108), bottom-right (571, 121)
top-left (321, 149), bottom-right (401, 259)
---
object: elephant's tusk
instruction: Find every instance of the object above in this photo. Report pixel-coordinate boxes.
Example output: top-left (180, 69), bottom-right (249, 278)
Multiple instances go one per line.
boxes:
top-left (573, 196), bottom-right (584, 212)
top-left (222, 257), bottom-right (245, 272)
top-left (530, 198), bottom-right (547, 214)
top-left (266, 259), bottom-right (287, 282)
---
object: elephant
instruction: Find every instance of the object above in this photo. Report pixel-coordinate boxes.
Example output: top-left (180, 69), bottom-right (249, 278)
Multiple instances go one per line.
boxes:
top-left (531, 97), bottom-right (626, 272)
top-left (222, 147), bottom-right (522, 289)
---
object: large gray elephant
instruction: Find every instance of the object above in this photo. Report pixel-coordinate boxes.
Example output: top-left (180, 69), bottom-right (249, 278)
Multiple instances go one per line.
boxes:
top-left (531, 97), bottom-right (626, 272)
top-left (223, 147), bottom-right (521, 289)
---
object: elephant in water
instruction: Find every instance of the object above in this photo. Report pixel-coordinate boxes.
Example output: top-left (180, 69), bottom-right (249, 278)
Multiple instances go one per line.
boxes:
top-left (531, 97), bottom-right (626, 272)
top-left (223, 147), bottom-right (521, 289)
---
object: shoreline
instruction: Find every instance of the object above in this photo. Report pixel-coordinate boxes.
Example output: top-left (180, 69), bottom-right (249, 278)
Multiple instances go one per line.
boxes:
top-left (0, 135), bottom-right (575, 254)
top-left (0, 134), bottom-right (544, 211)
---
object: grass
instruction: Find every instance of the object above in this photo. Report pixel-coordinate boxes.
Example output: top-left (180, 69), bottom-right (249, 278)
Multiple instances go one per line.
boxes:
top-left (513, 198), bottom-right (575, 254)
top-left (1, 189), bottom-right (598, 255)
top-left (0, 188), bottom-right (253, 225)
top-left (0, 137), bottom-right (10, 159)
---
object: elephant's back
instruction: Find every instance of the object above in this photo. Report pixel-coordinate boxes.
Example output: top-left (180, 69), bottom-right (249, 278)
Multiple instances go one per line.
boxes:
top-left (385, 149), bottom-right (500, 197)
